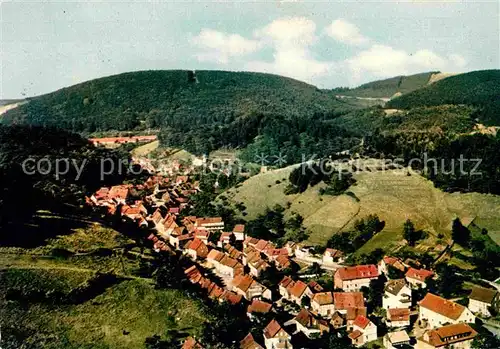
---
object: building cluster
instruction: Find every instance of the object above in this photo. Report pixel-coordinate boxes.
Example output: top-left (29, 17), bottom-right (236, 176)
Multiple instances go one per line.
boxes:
top-left (88, 175), bottom-right (497, 349)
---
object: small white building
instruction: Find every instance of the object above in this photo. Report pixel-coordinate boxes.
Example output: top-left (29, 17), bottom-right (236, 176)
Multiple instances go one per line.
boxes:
top-left (387, 308), bottom-right (411, 329)
top-left (468, 286), bottom-right (498, 318)
top-left (348, 315), bottom-right (377, 347)
top-left (383, 330), bottom-right (410, 349)
top-left (383, 279), bottom-right (412, 310)
top-left (406, 267), bottom-right (435, 289)
top-left (263, 319), bottom-right (293, 349)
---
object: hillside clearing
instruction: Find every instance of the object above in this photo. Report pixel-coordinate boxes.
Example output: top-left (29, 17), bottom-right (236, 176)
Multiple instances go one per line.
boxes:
top-left (224, 164), bottom-right (500, 248)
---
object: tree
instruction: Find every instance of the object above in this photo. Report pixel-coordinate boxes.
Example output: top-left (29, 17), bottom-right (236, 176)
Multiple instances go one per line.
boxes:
top-left (451, 218), bottom-right (471, 246)
top-left (403, 219), bottom-right (418, 247)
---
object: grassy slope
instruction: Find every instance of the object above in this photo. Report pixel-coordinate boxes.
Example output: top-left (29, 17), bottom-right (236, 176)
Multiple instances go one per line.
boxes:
top-left (0, 223), bottom-right (207, 349)
top-left (223, 165), bottom-right (500, 250)
top-left (0, 276), bottom-right (207, 349)
top-left (336, 71), bottom-right (438, 98)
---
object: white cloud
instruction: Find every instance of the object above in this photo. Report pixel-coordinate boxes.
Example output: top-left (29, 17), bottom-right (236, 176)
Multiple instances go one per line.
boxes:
top-left (325, 19), bottom-right (369, 46)
top-left (246, 17), bottom-right (332, 83)
top-left (191, 18), bottom-right (468, 87)
top-left (190, 29), bottom-right (261, 64)
top-left (347, 44), bottom-right (467, 83)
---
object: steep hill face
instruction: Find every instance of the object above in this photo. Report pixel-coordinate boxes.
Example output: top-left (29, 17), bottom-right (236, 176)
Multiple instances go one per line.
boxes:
top-left (333, 71), bottom-right (439, 99)
top-left (386, 70), bottom-right (500, 125)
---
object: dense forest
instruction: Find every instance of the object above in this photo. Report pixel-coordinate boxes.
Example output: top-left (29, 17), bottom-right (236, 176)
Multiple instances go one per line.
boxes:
top-left (3, 70), bottom-right (366, 156)
top-left (387, 70), bottom-right (500, 125)
top-left (0, 125), bottom-right (130, 236)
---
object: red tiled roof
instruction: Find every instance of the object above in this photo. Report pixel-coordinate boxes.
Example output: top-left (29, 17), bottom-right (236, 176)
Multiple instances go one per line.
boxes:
top-left (348, 330), bottom-right (363, 340)
top-left (346, 307), bottom-right (367, 321)
top-left (222, 291), bottom-right (242, 305)
top-left (422, 323), bottom-right (477, 348)
top-left (233, 274), bottom-right (255, 292)
top-left (336, 265), bottom-right (379, 281)
top-left (240, 333), bottom-right (263, 349)
top-left (308, 280), bottom-right (324, 293)
top-left (254, 239), bottom-right (270, 251)
top-left (263, 319), bottom-right (284, 339)
top-left (275, 255), bottom-right (291, 269)
top-left (353, 315), bottom-right (371, 329)
top-left (196, 217), bottom-right (223, 226)
top-left (388, 308), bottom-right (410, 322)
top-left (279, 276), bottom-right (294, 288)
top-left (419, 293), bottom-right (466, 320)
top-left (247, 299), bottom-right (272, 314)
top-left (288, 280), bottom-right (309, 298)
top-left (406, 267), bottom-right (434, 281)
top-left (233, 224), bottom-right (245, 233)
top-left (334, 292), bottom-right (365, 309)
top-left (312, 292), bottom-right (334, 306)
top-left (181, 336), bottom-right (203, 349)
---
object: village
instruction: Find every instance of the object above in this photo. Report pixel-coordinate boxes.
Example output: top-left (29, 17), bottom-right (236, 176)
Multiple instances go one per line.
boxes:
top-left (87, 165), bottom-right (499, 349)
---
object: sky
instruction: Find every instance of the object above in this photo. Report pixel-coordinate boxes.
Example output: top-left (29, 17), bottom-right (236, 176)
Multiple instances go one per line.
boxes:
top-left (1, 0), bottom-right (499, 99)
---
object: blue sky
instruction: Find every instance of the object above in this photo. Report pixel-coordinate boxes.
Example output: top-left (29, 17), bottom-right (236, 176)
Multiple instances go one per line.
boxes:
top-left (1, 0), bottom-right (498, 98)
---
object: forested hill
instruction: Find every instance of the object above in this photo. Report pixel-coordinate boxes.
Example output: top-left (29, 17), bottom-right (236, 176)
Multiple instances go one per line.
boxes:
top-left (2, 70), bottom-right (370, 157)
top-left (387, 69), bottom-right (500, 125)
top-left (3, 70), bottom-right (358, 133)
top-left (332, 71), bottom-right (438, 99)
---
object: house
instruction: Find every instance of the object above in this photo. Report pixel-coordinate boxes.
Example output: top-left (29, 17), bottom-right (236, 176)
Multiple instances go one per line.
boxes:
top-left (468, 286), bottom-right (499, 317)
top-left (219, 255), bottom-right (244, 278)
top-left (330, 311), bottom-right (345, 329)
top-left (184, 238), bottom-right (209, 260)
top-left (311, 292), bottom-right (335, 317)
top-left (194, 229), bottom-right (210, 242)
top-left (419, 293), bottom-right (475, 329)
top-left (233, 224), bottom-right (246, 241)
top-left (181, 336), bottom-right (204, 349)
top-left (207, 249), bottom-right (225, 268)
top-left (275, 255), bottom-right (292, 271)
top-left (264, 248), bottom-right (289, 261)
top-left (255, 239), bottom-right (274, 253)
top-left (334, 265), bottom-right (379, 291)
top-left (244, 237), bottom-right (259, 249)
top-left (348, 315), bottom-right (377, 347)
top-left (287, 280), bottom-right (312, 305)
top-left (248, 258), bottom-right (270, 278)
top-left (121, 203), bottom-right (148, 220)
top-left (307, 280), bottom-right (324, 293)
top-left (218, 232), bottom-right (234, 247)
top-left (232, 274), bottom-right (271, 300)
top-left (279, 276), bottom-right (295, 299)
top-left (263, 320), bottom-right (293, 349)
top-left (195, 217), bottom-right (224, 231)
top-left (406, 267), bottom-right (435, 289)
top-left (383, 330), bottom-right (410, 349)
top-left (416, 323), bottom-right (477, 349)
top-left (387, 308), bottom-right (411, 328)
top-left (240, 333), bottom-right (264, 349)
top-left (108, 185), bottom-right (131, 204)
top-left (334, 292), bottom-right (366, 324)
top-left (291, 308), bottom-right (330, 338)
top-left (383, 279), bottom-right (412, 310)
top-left (323, 248), bottom-right (345, 265)
top-left (379, 256), bottom-right (406, 276)
top-left (223, 244), bottom-right (243, 260)
top-left (247, 299), bottom-right (272, 320)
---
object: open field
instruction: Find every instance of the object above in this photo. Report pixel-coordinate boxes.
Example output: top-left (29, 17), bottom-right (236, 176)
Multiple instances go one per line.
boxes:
top-left (131, 140), bottom-right (159, 156)
top-left (0, 273), bottom-right (207, 349)
top-left (223, 163), bottom-right (500, 250)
